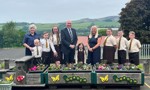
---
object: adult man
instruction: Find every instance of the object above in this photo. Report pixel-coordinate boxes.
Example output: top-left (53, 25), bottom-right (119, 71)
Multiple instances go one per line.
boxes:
top-left (23, 24), bottom-right (40, 56)
top-left (117, 30), bottom-right (128, 65)
top-left (103, 28), bottom-right (117, 64)
top-left (61, 20), bottom-right (78, 64)
top-left (128, 31), bottom-right (141, 65)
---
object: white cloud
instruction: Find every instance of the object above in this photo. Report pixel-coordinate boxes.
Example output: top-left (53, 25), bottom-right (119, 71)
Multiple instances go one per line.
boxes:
top-left (0, 0), bottom-right (127, 23)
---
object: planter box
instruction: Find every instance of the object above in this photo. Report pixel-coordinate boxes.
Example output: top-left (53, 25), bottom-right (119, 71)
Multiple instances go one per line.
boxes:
top-left (46, 70), bottom-right (92, 84)
top-left (95, 70), bottom-right (144, 86)
top-left (26, 73), bottom-right (45, 85)
top-left (0, 83), bottom-right (13, 90)
top-left (26, 66), bottom-right (48, 85)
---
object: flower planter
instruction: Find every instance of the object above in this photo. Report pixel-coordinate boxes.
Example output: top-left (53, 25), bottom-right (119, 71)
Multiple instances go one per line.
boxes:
top-left (26, 65), bottom-right (48, 85)
top-left (0, 82), bottom-right (13, 90)
top-left (46, 70), bottom-right (92, 85)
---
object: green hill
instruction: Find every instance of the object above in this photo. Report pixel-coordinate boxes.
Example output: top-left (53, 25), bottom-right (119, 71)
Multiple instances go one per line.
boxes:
top-left (0, 16), bottom-right (120, 35)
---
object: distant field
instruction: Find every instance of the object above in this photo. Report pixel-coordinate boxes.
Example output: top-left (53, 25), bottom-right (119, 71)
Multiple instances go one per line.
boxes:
top-left (0, 16), bottom-right (120, 31)
top-left (0, 22), bottom-right (120, 31)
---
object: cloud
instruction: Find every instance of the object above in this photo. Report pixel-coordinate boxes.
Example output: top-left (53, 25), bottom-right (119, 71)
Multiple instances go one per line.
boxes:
top-left (0, 0), bottom-right (127, 23)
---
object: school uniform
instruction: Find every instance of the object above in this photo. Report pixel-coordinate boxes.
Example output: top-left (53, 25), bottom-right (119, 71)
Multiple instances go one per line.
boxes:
top-left (32, 46), bottom-right (42, 65)
top-left (40, 38), bottom-right (56, 65)
top-left (50, 34), bottom-right (62, 63)
top-left (117, 36), bottom-right (128, 64)
top-left (76, 49), bottom-right (87, 64)
top-left (128, 38), bottom-right (141, 65)
top-left (103, 35), bottom-right (117, 64)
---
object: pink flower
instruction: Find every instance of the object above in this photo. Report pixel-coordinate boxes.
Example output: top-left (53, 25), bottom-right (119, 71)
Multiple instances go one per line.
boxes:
top-left (29, 66), bottom-right (37, 71)
top-left (98, 66), bottom-right (104, 70)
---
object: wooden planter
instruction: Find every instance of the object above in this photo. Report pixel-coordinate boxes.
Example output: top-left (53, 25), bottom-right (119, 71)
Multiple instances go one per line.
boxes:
top-left (45, 70), bottom-right (92, 85)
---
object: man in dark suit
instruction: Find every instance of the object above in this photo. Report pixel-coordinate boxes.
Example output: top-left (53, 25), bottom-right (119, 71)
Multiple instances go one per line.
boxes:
top-left (61, 20), bottom-right (78, 64)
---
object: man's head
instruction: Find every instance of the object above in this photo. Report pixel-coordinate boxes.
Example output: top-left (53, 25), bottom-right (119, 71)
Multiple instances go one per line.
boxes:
top-left (106, 28), bottom-right (112, 36)
top-left (129, 31), bottom-right (135, 39)
top-left (66, 20), bottom-right (72, 28)
top-left (118, 30), bottom-right (124, 37)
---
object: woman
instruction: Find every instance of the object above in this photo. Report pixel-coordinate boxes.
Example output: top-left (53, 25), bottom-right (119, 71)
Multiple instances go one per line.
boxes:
top-left (23, 24), bottom-right (40, 56)
top-left (87, 26), bottom-right (101, 65)
top-left (50, 26), bottom-right (62, 67)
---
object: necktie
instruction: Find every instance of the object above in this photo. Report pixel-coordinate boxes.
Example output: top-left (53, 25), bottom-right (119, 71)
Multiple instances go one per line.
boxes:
top-left (118, 37), bottom-right (122, 49)
top-left (79, 49), bottom-right (83, 52)
top-left (103, 36), bottom-right (108, 46)
top-left (129, 39), bottom-right (133, 50)
top-left (36, 46), bottom-right (39, 55)
top-left (46, 39), bottom-right (48, 48)
top-left (69, 29), bottom-right (73, 42)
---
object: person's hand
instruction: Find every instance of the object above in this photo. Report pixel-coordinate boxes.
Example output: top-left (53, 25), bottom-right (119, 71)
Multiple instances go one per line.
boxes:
top-left (54, 52), bottom-right (58, 57)
top-left (70, 45), bottom-right (75, 49)
top-left (29, 47), bottom-right (34, 51)
top-left (88, 48), bottom-right (93, 52)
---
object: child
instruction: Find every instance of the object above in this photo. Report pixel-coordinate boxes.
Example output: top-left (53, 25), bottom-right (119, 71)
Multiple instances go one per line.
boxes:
top-left (76, 43), bottom-right (87, 64)
top-left (128, 31), bottom-right (141, 65)
top-left (32, 39), bottom-right (42, 65)
top-left (50, 26), bottom-right (62, 67)
top-left (40, 32), bottom-right (57, 65)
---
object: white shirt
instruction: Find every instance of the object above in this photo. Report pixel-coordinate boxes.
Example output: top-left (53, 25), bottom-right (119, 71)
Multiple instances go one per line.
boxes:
top-left (32, 46), bottom-right (42, 58)
top-left (40, 38), bottom-right (56, 53)
top-left (104, 35), bottom-right (117, 46)
top-left (40, 39), bottom-right (50, 52)
top-left (50, 34), bottom-right (61, 45)
top-left (117, 36), bottom-right (128, 51)
top-left (128, 38), bottom-right (141, 53)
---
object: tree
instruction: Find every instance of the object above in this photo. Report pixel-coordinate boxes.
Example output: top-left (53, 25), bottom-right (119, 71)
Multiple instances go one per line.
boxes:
top-left (0, 21), bottom-right (25, 48)
top-left (119, 0), bottom-right (150, 44)
top-left (0, 31), bottom-right (3, 48)
top-left (98, 28), bottom-right (106, 36)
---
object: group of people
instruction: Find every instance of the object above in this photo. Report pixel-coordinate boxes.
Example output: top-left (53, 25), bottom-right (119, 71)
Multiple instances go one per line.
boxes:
top-left (103, 29), bottom-right (141, 65)
top-left (23, 20), bottom-right (141, 67)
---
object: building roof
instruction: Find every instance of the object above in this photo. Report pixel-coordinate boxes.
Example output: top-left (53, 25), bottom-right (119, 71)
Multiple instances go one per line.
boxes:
top-left (77, 36), bottom-right (118, 46)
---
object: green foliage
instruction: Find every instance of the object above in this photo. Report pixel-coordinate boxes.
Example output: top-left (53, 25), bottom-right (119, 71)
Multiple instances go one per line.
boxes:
top-left (137, 64), bottom-right (143, 71)
top-left (119, 0), bottom-right (150, 44)
top-left (0, 21), bottom-right (25, 48)
top-left (98, 28), bottom-right (107, 36)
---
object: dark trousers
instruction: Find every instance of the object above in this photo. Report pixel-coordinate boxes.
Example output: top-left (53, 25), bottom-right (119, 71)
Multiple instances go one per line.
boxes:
top-left (103, 46), bottom-right (116, 64)
top-left (118, 50), bottom-right (126, 64)
top-left (32, 57), bottom-right (42, 66)
top-left (129, 52), bottom-right (139, 65)
top-left (63, 49), bottom-right (75, 64)
top-left (42, 52), bottom-right (51, 65)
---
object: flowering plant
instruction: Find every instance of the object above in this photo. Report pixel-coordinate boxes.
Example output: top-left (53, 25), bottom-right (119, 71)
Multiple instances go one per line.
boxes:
top-left (29, 64), bottom-right (46, 71)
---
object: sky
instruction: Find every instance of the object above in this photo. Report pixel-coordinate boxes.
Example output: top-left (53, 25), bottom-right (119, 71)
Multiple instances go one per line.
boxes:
top-left (0, 0), bottom-right (129, 23)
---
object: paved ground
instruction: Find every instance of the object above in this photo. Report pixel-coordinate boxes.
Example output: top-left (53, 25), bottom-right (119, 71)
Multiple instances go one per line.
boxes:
top-left (0, 48), bottom-right (150, 90)
top-left (0, 48), bottom-right (24, 60)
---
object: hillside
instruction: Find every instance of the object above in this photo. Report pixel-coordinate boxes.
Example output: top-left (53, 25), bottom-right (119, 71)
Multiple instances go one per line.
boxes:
top-left (0, 16), bottom-right (120, 35)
